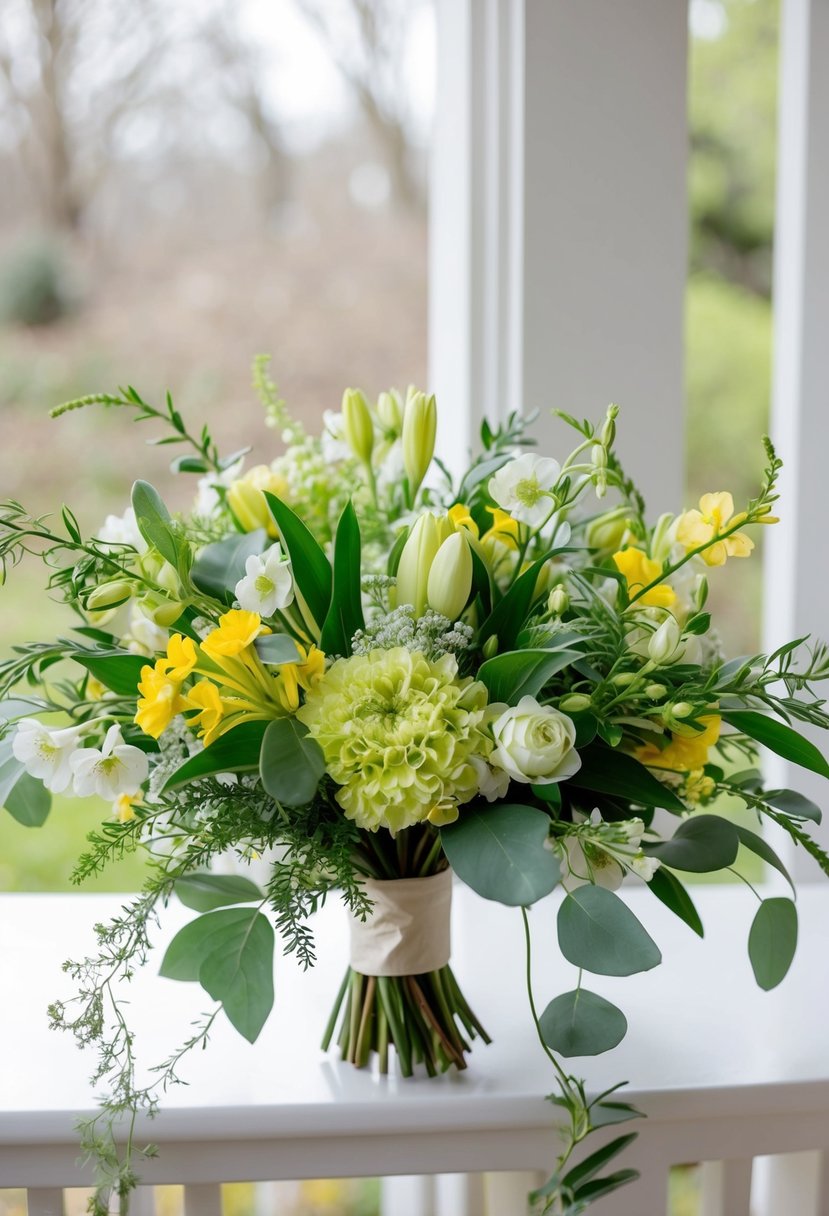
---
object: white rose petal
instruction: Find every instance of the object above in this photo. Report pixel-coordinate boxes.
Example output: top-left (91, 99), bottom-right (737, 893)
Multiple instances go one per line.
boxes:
top-left (234, 544), bottom-right (295, 616)
top-left (490, 695), bottom-right (581, 785)
top-left (488, 453), bottom-right (561, 529)
top-left (70, 724), bottom-right (149, 800)
top-left (12, 719), bottom-right (85, 793)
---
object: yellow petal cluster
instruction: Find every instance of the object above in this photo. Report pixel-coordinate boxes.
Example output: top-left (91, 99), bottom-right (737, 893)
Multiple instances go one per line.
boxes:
top-left (675, 492), bottom-right (756, 567)
top-left (636, 714), bottom-right (721, 773)
top-left (612, 547), bottom-right (676, 608)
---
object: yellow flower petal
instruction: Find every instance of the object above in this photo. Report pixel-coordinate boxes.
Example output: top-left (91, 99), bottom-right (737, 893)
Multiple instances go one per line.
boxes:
top-left (201, 609), bottom-right (263, 660)
top-left (612, 548), bottom-right (677, 608)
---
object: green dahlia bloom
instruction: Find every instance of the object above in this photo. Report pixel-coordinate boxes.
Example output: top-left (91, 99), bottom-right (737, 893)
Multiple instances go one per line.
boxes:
top-left (296, 646), bottom-right (489, 832)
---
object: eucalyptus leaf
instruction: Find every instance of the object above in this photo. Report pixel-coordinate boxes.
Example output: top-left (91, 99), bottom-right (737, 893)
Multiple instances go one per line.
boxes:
top-left (192, 528), bottom-right (268, 605)
top-left (4, 771), bottom-right (51, 827)
top-left (254, 634), bottom-right (303, 665)
top-left (175, 872), bottom-right (264, 912)
top-left (723, 710), bottom-right (829, 780)
top-left (260, 717), bottom-right (326, 806)
top-left (557, 886), bottom-right (662, 976)
top-left (539, 988), bottom-right (628, 1057)
top-left (748, 897), bottom-right (798, 991)
top-left (159, 907), bottom-right (274, 1042)
top-left (441, 803), bottom-right (560, 906)
top-left (643, 815), bottom-right (739, 873)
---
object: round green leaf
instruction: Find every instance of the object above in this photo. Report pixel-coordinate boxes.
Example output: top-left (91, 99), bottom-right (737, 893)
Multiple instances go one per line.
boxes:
top-left (4, 771), bottom-right (51, 827)
top-left (643, 814), bottom-right (739, 873)
top-left (557, 885), bottom-right (662, 976)
top-left (175, 872), bottom-right (264, 912)
top-left (539, 988), bottom-right (628, 1057)
top-left (440, 803), bottom-right (560, 906)
top-left (749, 897), bottom-right (798, 991)
top-left (260, 717), bottom-right (325, 806)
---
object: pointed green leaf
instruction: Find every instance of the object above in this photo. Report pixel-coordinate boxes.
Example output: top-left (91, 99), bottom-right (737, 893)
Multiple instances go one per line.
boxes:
top-left (570, 745), bottom-right (686, 812)
top-left (646, 867), bottom-right (704, 936)
top-left (478, 557), bottom-right (549, 651)
top-left (558, 886), bottom-right (662, 976)
top-left (441, 803), bottom-right (561, 906)
top-left (175, 872), bottom-right (264, 912)
top-left (73, 652), bottom-right (146, 697)
top-left (560, 1134), bottom-right (638, 1192)
top-left (260, 717), bottom-right (325, 806)
top-left (264, 493), bottom-right (332, 630)
top-left (539, 988), bottom-right (628, 1057)
top-left (643, 814), bottom-right (739, 873)
top-left (164, 721), bottom-right (267, 790)
top-left (320, 501), bottom-right (364, 657)
top-left (734, 824), bottom-right (794, 893)
top-left (131, 480), bottom-right (180, 567)
top-left (724, 711), bottom-right (829, 780)
top-left (478, 648), bottom-right (582, 704)
top-left (749, 897), bottom-right (798, 991)
top-left (765, 788), bottom-right (822, 824)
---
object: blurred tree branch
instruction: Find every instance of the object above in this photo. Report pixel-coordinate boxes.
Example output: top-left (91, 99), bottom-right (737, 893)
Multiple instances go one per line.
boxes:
top-left (293, 0), bottom-right (426, 211)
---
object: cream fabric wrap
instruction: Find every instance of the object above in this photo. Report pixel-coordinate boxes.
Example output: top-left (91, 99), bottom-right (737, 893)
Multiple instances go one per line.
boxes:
top-left (349, 869), bottom-right (453, 977)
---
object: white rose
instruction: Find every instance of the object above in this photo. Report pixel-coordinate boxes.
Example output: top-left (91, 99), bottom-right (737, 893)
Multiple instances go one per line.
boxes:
top-left (490, 696), bottom-right (581, 785)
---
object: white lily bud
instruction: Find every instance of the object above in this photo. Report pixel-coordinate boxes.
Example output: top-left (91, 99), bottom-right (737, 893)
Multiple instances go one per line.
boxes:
top-left (402, 391), bottom-right (437, 500)
top-left (395, 512), bottom-right (441, 616)
top-left (427, 532), bottom-right (473, 621)
top-left (342, 388), bottom-right (374, 466)
top-left (647, 616), bottom-right (685, 666)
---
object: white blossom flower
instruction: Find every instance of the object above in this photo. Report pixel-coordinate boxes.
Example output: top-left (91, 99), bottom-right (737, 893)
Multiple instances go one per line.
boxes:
top-left (321, 410), bottom-right (351, 462)
top-left (469, 755), bottom-right (511, 803)
top-left (490, 696), bottom-right (581, 785)
top-left (124, 603), bottom-right (169, 657)
top-left (70, 724), bottom-right (149, 800)
top-left (96, 507), bottom-right (146, 553)
top-left (234, 544), bottom-right (294, 616)
top-left (488, 454), bottom-right (561, 529)
top-left (12, 719), bottom-right (85, 793)
top-left (556, 810), bottom-right (660, 892)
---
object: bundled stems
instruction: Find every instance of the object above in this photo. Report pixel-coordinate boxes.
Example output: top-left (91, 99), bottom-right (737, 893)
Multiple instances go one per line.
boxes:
top-left (322, 823), bottom-right (490, 1075)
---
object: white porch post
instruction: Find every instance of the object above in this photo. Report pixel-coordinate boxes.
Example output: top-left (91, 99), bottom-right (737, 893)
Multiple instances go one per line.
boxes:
top-left (763, 0), bottom-right (829, 873)
top-left (429, 0), bottom-right (689, 511)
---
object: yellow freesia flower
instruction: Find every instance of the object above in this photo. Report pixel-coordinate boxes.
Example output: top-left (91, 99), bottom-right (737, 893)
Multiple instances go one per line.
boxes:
top-left (164, 634), bottom-right (197, 681)
top-left (135, 660), bottom-right (186, 738)
top-left (447, 502), bottom-right (479, 538)
top-left (675, 492), bottom-right (756, 567)
top-left (184, 680), bottom-right (227, 745)
top-left (201, 610), bottom-right (264, 660)
top-left (296, 644), bottom-right (326, 690)
top-left (612, 547), bottom-right (676, 608)
top-left (481, 507), bottom-right (520, 550)
top-left (637, 714), bottom-right (721, 772)
top-left (682, 769), bottom-right (717, 804)
top-left (113, 791), bottom-right (143, 822)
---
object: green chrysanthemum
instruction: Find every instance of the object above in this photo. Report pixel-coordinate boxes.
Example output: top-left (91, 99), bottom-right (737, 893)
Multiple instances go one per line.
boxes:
top-left (297, 647), bottom-right (489, 832)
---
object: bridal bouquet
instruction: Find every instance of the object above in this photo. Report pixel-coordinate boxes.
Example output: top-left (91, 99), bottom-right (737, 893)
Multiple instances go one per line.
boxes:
top-left (2, 358), bottom-right (829, 1214)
